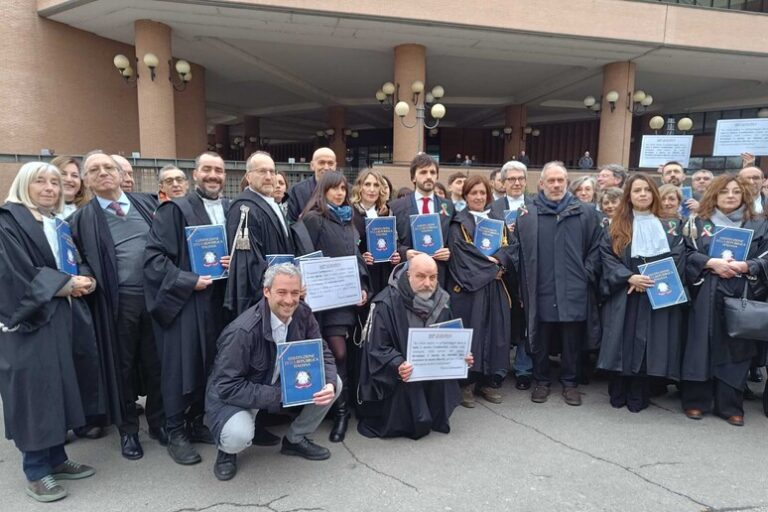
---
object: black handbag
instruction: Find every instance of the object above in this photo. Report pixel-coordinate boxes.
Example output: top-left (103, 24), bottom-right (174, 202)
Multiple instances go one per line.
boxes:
top-left (723, 281), bottom-right (768, 342)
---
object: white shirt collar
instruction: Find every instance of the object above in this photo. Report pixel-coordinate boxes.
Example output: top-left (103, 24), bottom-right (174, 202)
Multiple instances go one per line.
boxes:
top-left (270, 311), bottom-right (292, 337)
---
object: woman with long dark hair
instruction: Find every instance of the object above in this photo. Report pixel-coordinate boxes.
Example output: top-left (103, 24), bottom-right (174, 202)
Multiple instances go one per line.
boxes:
top-left (681, 174), bottom-right (768, 426)
top-left (298, 172), bottom-right (370, 442)
top-left (597, 174), bottom-right (686, 412)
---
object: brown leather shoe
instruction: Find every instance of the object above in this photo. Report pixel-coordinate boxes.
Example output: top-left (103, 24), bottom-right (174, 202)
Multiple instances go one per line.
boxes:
top-left (531, 385), bottom-right (550, 403)
top-left (684, 408), bottom-right (703, 420)
top-left (726, 415), bottom-right (744, 427)
top-left (460, 384), bottom-right (476, 408)
top-left (477, 386), bottom-right (503, 404)
top-left (562, 387), bottom-right (582, 406)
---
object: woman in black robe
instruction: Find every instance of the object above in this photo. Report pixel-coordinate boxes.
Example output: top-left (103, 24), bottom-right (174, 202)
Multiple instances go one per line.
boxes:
top-left (598, 174), bottom-right (686, 412)
top-left (296, 172), bottom-right (370, 443)
top-left (681, 174), bottom-right (768, 426)
top-left (447, 175), bottom-right (515, 407)
top-left (0, 162), bottom-right (97, 502)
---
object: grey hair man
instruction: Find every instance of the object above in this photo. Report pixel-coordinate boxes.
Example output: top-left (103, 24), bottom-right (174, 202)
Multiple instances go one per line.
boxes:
top-left (596, 164), bottom-right (627, 190)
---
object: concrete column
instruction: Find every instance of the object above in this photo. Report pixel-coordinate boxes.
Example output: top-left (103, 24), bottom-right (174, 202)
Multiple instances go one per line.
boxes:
top-left (214, 124), bottom-right (230, 160)
top-left (243, 116), bottom-right (261, 157)
top-left (135, 20), bottom-right (176, 158)
top-left (597, 61), bottom-right (635, 167)
top-left (503, 104), bottom-right (527, 162)
top-left (327, 106), bottom-right (347, 164)
top-left (392, 44), bottom-right (426, 165)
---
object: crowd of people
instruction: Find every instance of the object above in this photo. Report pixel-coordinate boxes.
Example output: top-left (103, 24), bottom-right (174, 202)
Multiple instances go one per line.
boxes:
top-left (1, 147), bottom-right (767, 502)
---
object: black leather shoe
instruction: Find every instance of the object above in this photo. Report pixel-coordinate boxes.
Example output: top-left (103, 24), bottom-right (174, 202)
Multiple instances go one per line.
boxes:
top-left (252, 424), bottom-right (280, 446)
top-left (187, 418), bottom-right (215, 445)
top-left (167, 429), bottom-right (202, 465)
top-left (749, 367), bottom-right (763, 383)
top-left (213, 450), bottom-right (237, 481)
top-left (74, 425), bottom-right (104, 440)
top-left (148, 426), bottom-right (169, 447)
top-left (515, 375), bottom-right (532, 391)
top-left (281, 437), bottom-right (330, 461)
top-left (120, 433), bottom-right (143, 460)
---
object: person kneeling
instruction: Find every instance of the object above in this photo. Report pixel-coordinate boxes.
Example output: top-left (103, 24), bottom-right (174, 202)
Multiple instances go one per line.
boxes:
top-left (204, 264), bottom-right (340, 481)
top-left (357, 254), bottom-right (472, 440)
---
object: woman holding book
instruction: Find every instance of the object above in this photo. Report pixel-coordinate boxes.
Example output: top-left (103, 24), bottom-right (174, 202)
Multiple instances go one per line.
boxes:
top-left (597, 174), bottom-right (687, 413)
top-left (680, 174), bottom-right (768, 426)
top-left (447, 175), bottom-right (515, 407)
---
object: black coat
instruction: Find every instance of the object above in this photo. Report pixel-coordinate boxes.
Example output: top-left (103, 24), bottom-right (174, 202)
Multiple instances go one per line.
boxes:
top-left (286, 175), bottom-right (317, 223)
top-left (512, 196), bottom-right (603, 353)
top-left (225, 188), bottom-right (293, 315)
top-left (69, 193), bottom-right (158, 424)
top-left (351, 205), bottom-right (396, 297)
top-left (0, 204), bottom-right (85, 451)
top-left (204, 299), bottom-right (337, 442)
top-left (682, 217), bottom-right (768, 385)
top-left (488, 195), bottom-right (531, 224)
top-left (143, 192), bottom-right (230, 418)
top-left (447, 210), bottom-right (515, 376)
top-left (597, 218), bottom-right (687, 379)
top-left (295, 210), bottom-right (371, 330)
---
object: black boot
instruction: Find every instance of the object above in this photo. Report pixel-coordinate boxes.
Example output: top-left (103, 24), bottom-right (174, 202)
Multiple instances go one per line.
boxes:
top-left (187, 415), bottom-right (215, 445)
top-left (213, 450), bottom-right (237, 481)
top-left (167, 427), bottom-right (202, 465)
top-left (329, 388), bottom-right (349, 443)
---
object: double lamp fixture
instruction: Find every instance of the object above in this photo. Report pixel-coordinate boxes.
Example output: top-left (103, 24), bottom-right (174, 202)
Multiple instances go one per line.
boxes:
top-left (113, 53), bottom-right (192, 91)
top-left (583, 90), bottom-right (653, 115)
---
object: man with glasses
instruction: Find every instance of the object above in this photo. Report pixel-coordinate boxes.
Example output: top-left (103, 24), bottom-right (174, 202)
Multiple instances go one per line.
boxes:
top-left (144, 152), bottom-right (232, 465)
top-left (225, 151), bottom-right (294, 316)
top-left (158, 165), bottom-right (189, 201)
top-left (69, 151), bottom-right (165, 461)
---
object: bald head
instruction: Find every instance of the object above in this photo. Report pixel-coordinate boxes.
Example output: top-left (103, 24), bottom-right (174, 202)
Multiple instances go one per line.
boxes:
top-left (739, 166), bottom-right (764, 196)
top-left (111, 154), bottom-right (134, 192)
top-left (407, 254), bottom-right (439, 298)
top-left (311, 147), bottom-right (337, 179)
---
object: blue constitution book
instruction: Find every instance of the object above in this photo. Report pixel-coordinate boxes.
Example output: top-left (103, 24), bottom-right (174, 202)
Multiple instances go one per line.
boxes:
top-left (278, 339), bottom-right (326, 407)
top-left (409, 213), bottom-right (443, 256)
top-left (473, 217), bottom-right (505, 257)
top-left (708, 226), bottom-right (754, 261)
top-left (430, 318), bottom-right (464, 329)
top-left (503, 209), bottom-right (519, 229)
top-left (366, 216), bottom-right (397, 263)
top-left (680, 186), bottom-right (693, 217)
top-left (185, 224), bottom-right (228, 280)
top-left (638, 257), bottom-right (688, 310)
top-left (266, 254), bottom-right (294, 266)
top-left (55, 218), bottom-right (79, 276)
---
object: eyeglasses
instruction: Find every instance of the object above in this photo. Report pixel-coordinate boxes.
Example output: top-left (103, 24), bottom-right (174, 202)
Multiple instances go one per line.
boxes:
top-left (505, 177), bottom-right (526, 183)
top-left (161, 176), bottom-right (188, 185)
top-left (250, 168), bottom-right (276, 176)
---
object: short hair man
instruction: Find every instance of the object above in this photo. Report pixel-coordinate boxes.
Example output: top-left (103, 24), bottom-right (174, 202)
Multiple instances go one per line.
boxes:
top-left (357, 255), bottom-right (471, 439)
top-left (112, 154), bottom-right (135, 193)
top-left (513, 161), bottom-right (602, 407)
top-left (661, 161), bottom-right (685, 187)
top-left (144, 151), bottom-right (230, 465)
top-left (738, 165), bottom-right (766, 213)
top-left (489, 168), bottom-right (505, 200)
top-left (578, 151), bottom-right (593, 170)
top-left (691, 169), bottom-right (713, 196)
top-left (158, 165), bottom-right (189, 201)
top-left (447, 172), bottom-right (468, 212)
top-left (596, 164), bottom-right (627, 190)
top-left (286, 147), bottom-right (337, 222)
top-left (518, 150), bottom-right (530, 167)
top-left (205, 264), bottom-right (340, 481)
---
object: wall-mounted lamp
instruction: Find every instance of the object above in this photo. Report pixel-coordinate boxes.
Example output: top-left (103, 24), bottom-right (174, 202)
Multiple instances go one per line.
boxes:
top-left (113, 53), bottom-right (192, 92)
top-left (628, 90), bottom-right (653, 115)
top-left (649, 115), bottom-right (665, 134)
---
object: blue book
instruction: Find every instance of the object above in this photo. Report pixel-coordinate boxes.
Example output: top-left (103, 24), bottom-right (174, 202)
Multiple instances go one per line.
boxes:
top-left (409, 213), bottom-right (443, 256)
top-left (278, 339), bottom-right (326, 407)
top-left (185, 224), bottom-right (228, 280)
top-left (473, 217), bottom-right (505, 257)
top-left (503, 209), bottom-right (518, 230)
top-left (55, 218), bottom-right (78, 276)
top-left (680, 186), bottom-right (693, 217)
top-left (293, 250), bottom-right (324, 263)
top-left (430, 318), bottom-right (464, 329)
top-left (638, 257), bottom-right (688, 310)
top-left (708, 226), bottom-right (754, 261)
top-left (266, 254), bottom-right (294, 266)
top-left (366, 216), bottom-right (397, 263)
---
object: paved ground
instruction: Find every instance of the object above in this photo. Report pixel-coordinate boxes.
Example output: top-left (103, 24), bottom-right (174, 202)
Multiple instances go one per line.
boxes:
top-left (1, 377), bottom-right (767, 512)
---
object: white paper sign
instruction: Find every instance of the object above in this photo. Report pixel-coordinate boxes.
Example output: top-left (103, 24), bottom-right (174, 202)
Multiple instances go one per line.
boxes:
top-left (299, 255), bottom-right (362, 312)
top-left (405, 328), bottom-right (473, 382)
top-left (639, 135), bottom-right (693, 168)
top-left (713, 118), bottom-right (768, 156)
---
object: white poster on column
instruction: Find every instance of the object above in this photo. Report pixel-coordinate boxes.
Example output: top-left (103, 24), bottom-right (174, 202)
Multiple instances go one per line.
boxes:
top-left (713, 118), bottom-right (768, 156)
top-left (639, 135), bottom-right (693, 168)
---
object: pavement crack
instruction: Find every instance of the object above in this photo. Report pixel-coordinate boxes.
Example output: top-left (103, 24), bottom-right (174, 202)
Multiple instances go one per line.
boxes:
top-left (340, 440), bottom-right (419, 492)
top-left (168, 495), bottom-right (296, 512)
top-left (706, 507), bottom-right (765, 512)
top-left (476, 402), bottom-right (711, 509)
top-left (635, 461), bottom-right (683, 469)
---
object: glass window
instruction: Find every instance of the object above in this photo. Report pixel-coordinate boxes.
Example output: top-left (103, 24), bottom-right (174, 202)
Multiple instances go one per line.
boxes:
top-left (704, 157), bottom-right (725, 170)
top-left (741, 108), bottom-right (759, 119)
top-left (704, 111), bottom-right (722, 132)
top-left (726, 156), bottom-right (743, 169)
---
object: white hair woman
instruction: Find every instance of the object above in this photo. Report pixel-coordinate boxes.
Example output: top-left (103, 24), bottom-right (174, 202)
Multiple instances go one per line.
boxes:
top-left (0, 162), bottom-right (97, 502)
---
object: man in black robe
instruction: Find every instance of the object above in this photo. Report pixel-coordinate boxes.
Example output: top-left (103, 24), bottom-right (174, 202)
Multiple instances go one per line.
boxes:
top-left (512, 161), bottom-right (602, 406)
top-left (225, 151), bottom-right (294, 315)
top-left (358, 254), bottom-right (469, 439)
top-left (70, 151), bottom-right (165, 460)
top-left (144, 151), bottom-right (231, 465)
top-left (286, 147), bottom-right (337, 223)
top-left (389, 154), bottom-right (453, 285)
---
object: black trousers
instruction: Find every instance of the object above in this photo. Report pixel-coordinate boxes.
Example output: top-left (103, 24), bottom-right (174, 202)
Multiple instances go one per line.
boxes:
top-left (681, 379), bottom-right (744, 418)
top-left (609, 374), bottom-right (650, 412)
top-left (117, 292), bottom-right (164, 434)
top-left (532, 321), bottom-right (584, 388)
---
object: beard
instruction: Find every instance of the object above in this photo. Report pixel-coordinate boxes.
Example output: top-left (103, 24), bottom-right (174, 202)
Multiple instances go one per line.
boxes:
top-left (415, 290), bottom-right (434, 300)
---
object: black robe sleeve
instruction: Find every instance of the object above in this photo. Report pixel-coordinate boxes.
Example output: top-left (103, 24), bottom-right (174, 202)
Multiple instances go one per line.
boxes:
top-left (599, 234), bottom-right (633, 295)
top-left (447, 217), bottom-right (503, 293)
top-left (360, 298), bottom-right (406, 401)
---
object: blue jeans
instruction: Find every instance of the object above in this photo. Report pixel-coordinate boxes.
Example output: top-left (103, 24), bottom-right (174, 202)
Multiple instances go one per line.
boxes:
top-left (22, 444), bottom-right (67, 481)
top-left (513, 345), bottom-right (533, 377)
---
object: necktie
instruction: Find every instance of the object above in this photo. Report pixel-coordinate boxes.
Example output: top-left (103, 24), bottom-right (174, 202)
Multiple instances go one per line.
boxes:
top-left (108, 201), bottom-right (126, 217)
top-left (421, 197), bottom-right (431, 214)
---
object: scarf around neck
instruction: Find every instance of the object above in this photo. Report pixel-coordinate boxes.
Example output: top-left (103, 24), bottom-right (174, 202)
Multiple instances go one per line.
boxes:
top-left (327, 202), bottom-right (352, 223)
top-left (710, 206), bottom-right (745, 228)
top-left (537, 191), bottom-right (573, 214)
